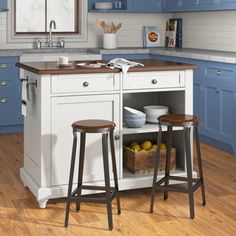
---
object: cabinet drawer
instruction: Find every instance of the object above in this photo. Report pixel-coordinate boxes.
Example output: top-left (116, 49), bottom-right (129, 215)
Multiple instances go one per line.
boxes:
top-left (204, 65), bottom-right (235, 83)
top-left (51, 73), bottom-right (119, 94)
top-left (0, 58), bottom-right (18, 77)
top-left (0, 80), bottom-right (14, 92)
top-left (123, 71), bottom-right (185, 90)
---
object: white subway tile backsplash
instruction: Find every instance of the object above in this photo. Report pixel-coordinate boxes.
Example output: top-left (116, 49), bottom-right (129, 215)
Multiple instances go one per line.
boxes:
top-left (173, 11), bottom-right (236, 52)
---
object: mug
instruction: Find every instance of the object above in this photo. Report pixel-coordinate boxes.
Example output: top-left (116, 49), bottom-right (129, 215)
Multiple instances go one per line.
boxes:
top-left (57, 56), bottom-right (69, 65)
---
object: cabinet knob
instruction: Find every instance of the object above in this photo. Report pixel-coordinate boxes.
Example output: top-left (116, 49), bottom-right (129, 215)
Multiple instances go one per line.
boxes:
top-left (0, 80), bottom-right (7, 86)
top-left (0, 98), bottom-right (7, 103)
top-left (83, 81), bottom-right (89, 87)
top-left (216, 70), bottom-right (222, 76)
top-left (0, 64), bottom-right (7, 69)
top-left (114, 135), bottom-right (120, 140)
top-left (151, 79), bottom-right (157, 85)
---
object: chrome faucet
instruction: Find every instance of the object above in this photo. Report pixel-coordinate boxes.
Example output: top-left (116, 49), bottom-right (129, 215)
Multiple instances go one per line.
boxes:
top-left (48, 20), bottom-right (56, 47)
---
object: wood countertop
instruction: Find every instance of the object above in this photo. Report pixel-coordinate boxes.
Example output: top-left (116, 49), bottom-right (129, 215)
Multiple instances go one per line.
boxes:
top-left (16, 59), bottom-right (198, 75)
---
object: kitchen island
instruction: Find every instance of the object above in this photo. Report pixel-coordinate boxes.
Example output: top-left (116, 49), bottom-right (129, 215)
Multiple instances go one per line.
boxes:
top-left (16, 59), bottom-right (197, 208)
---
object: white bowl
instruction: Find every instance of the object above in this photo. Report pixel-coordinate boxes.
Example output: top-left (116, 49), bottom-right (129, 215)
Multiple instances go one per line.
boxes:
top-left (144, 105), bottom-right (169, 119)
top-left (123, 107), bottom-right (146, 117)
top-left (95, 2), bottom-right (113, 10)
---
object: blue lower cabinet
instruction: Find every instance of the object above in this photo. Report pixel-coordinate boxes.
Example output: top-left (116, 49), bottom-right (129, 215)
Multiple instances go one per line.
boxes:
top-left (0, 57), bottom-right (23, 133)
top-left (205, 86), bottom-right (221, 134)
top-left (102, 53), bottom-right (151, 61)
top-left (152, 53), bottom-right (236, 155)
top-left (193, 83), bottom-right (205, 130)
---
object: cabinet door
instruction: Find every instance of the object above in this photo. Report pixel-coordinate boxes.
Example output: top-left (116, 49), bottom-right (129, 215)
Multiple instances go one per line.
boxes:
top-left (181, 0), bottom-right (199, 10)
top-left (193, 83), bottom-right (205, 129)
top-left (218, 0), bottom-right (236, 10)
top-left (127, 0), bottom-right (162, 12)
top-left (205, 86), bottom-right (220, 134)
top-left (221, 89), bottom-right (236, 140)
top-left (163, 0), bottom-right (180, 12)
top-left (51, 94), bottom-right (120, 186)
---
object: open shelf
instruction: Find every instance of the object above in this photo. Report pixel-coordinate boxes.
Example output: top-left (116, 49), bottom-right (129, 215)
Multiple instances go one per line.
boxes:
top-left (122, 123), bottom-right (183, 135)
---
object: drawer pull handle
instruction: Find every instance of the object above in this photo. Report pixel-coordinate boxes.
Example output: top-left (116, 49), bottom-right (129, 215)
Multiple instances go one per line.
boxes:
top-left (151, 79), bottom-right (157, 85)
top-left (216, 70), bottom-right (222, 76)
top-left (114, 135), bottom-right (120, 140)
top-left (0, 98), bottom-right (7, 103)
top-left (83, 81), bottom-right (89, 87)
top-left (0, 64), bottom-right (7, 69)
top-left (0, 81), bottom-right (7, 86)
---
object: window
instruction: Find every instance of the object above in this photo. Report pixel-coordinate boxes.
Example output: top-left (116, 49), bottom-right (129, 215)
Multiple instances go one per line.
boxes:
top-left (8, 0), bottom-right (87, 43)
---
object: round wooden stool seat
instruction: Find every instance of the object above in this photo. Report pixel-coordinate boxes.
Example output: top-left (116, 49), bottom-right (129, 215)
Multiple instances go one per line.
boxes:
top-left (158, 114), bottom-right (199, 127)
top-left (72, 119), bottom-right (116, 133)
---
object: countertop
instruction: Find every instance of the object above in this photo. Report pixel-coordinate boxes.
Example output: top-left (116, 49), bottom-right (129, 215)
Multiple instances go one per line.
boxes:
top-left (16, 59), bottom-right (198, 75)
top-left (1, 47), bottom-right (236, 64)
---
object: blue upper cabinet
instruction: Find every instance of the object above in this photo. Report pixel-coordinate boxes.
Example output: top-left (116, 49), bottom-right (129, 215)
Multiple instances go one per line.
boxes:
top-left (163, 0), bottom-right (236, 12)
top-left (0, 0), bottom-right (8, 12)
top-left (126, 0), bottom-right (162, 12)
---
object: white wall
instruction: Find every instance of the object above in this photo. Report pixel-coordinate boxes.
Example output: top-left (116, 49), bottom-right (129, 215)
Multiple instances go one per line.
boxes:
top-left (0, 12), bottom-right (171, 49)
top-left (173, 11), bottom-right (236, 52)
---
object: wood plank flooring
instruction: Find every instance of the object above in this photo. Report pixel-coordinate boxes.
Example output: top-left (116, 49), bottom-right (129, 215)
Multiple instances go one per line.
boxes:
top-left (0, 133), bottom-right (236, 235)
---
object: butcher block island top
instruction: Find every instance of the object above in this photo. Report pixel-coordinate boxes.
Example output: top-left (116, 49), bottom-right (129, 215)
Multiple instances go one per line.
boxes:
top-left (16, 59), bottom-right (197, 75)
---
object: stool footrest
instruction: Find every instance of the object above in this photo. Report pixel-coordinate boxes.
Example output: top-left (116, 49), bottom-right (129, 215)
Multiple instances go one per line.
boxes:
top-left (69, 186), bottom-right (117, 204)
top-left (155, 176), bottom-right (203, 194)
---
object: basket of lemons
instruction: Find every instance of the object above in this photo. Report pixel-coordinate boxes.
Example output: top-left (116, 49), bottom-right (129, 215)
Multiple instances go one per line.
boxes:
top-left (123, 140), bottom-right (176, 175)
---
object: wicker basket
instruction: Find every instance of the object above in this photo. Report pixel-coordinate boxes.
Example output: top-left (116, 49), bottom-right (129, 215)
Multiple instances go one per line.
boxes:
top-left (123, 146), bottom-right (176, 175)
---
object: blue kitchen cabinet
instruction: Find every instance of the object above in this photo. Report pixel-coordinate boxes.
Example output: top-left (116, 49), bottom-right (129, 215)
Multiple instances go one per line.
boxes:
top-left (218, 0), bottom-right (236, 10)
top-left (151, 54), bottom-right (236, 155)
top-left (162, 0), bottom-right (181, 12)
top-left (126, 0), bottom-right (162, 12)
top-left (193, 83), bottom-right (205, 130)
top-left (0, 57), bottom-right (23, 133)
top-left (0, 0), bottom-right (8, 11)
top-left (102, 53), bottom-right (151, 61)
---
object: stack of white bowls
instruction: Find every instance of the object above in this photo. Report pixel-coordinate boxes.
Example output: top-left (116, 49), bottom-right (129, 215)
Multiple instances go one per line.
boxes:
top-left (123, 107), bottom-right (146, 128)
top-left (144, 105), bottom-right (169, 123)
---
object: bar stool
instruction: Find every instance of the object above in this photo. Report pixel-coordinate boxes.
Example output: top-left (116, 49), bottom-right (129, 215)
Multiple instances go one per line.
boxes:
top-left (150, 114), bottom-right (206, 219)
top-left (65, 119), bottom-right (121, 230)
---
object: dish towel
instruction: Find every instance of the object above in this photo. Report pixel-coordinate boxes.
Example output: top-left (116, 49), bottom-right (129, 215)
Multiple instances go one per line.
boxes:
top-left (106, 58), bottom-right (144, 73)
top-left (21, 79), bottom-right (27, 117)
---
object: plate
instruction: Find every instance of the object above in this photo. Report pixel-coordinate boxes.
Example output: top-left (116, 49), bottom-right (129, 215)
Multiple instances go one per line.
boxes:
top-left (57, 62), bottom-right (72, 67)
top-left (76, 62), bottom-right (105, 68)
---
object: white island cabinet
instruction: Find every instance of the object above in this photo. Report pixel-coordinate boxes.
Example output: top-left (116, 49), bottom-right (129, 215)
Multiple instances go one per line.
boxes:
top-left (17, 60), bottom-right (196, 208)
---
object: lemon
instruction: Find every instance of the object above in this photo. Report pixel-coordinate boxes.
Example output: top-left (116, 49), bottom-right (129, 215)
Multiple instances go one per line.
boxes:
top-left (151, 144), bottom-right (157, 150)
top-left (160, 143), bottom-right (166, 150)
top-left (131, 142), bottom-right (139, 147)
top-left (132, 144), bottom-right (141, 152)
top-left (141, 141), bottom-right (152, 150)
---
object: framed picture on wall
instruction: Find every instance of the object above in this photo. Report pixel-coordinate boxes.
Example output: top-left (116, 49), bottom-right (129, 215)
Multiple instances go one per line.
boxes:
top-left (143, 26), bottom-right (161, 47)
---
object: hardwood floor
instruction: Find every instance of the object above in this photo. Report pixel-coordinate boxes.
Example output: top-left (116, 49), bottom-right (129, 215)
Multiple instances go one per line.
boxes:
top-left (0, 133), bottom-right (236, 235)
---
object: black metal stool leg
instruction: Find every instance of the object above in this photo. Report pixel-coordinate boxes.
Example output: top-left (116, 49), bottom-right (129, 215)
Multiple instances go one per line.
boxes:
top-left (164, 125), bottom-right (173, 200)
top-left (185, 127), bottom-right (195, 219)
top-left (194, 126), bottom-right (206, 206)
top-left (109, 130), bottom-right (121, 215)
top-left (65, 131), bottom-right (78, 227)
top-left (150, 124), bottom-right (162, 213)
top-left (76, 132), bottom-right (86, 212)
top-left (102, 133), bottom-right (113, 230)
